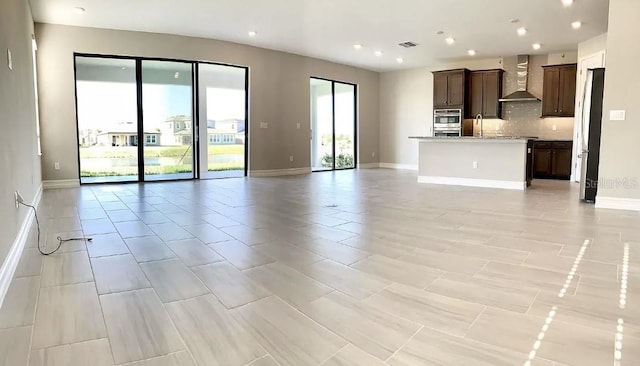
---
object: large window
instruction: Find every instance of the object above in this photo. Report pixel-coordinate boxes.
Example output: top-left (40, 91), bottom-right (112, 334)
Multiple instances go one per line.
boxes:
top-left (74, 55), bottom-right (248, 183)
top-left (142, 60), bottom-right (194, 181)
top-left (198, 63), bottom-right (248, 178)
top-left (310, 78), bottom-right (357, 171)
top-left (76, 57), bottom-right (139, 183)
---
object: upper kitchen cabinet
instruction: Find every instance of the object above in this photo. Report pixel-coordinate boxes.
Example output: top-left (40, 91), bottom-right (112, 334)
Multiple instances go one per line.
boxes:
top-left (433, 69), bottom-right (469, 108)
top-left (542, 64), bottom-right (577, 117)
top-left (468, 69), bottom-right (504, 119)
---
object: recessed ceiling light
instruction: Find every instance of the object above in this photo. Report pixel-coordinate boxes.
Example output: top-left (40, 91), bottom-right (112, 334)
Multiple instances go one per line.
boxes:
top-left (396, 57), bottom-right (404, 63)
top-left (562, 0), bottom-right (574, 7)
top-left (353, 44), bottom-right (362, 50)
top-left (73, 7), bottom-right (85, 14)
top-left (509, 19), bottom-right (520, 24)
top-left (374, 50), bottom-right (383, 57)
top-left (517, 27), bottom-right (527, 36)
top-left (532, 43), bottom-right (542, 50)
top-left (468, 49), bottom-right (476, 56)
top-left (248, 31), bottom-right (257, 37)
top-left (572, 21), bottom-right (582, 29)
top-left (445, 37), bottom-right (455, 45)
top-left (174, 72), bottom-right (180, 79)
top-left (121, 66), bottom-right (126, 70)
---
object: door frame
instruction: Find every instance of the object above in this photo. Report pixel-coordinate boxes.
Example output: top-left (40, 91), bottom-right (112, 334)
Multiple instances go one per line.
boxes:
top-left (196, 61), bottom-right (250, 178)
top-left (310, 76), bottom-right (358, 172)
top-left (571, 51), bottom-right (605, 182)
top-left (73, 53), bottom-right (250, 184)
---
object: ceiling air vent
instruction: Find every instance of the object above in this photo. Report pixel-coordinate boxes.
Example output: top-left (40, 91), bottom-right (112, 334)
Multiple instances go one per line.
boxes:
top-left (398, 41), bottom-right (418, 48)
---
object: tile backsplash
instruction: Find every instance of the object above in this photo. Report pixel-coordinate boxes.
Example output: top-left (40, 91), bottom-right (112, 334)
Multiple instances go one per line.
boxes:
top-left (468, 102), bottom-right (575, 140)
top-left (466, 54), bottom-right (575, 141)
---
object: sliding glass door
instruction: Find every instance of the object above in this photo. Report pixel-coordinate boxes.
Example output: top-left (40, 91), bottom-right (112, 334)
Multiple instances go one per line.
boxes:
top-left (334, 82), bottom-right (356, 169)
top-left (198, 63), bottom-right (248, 178)
top-left (75, 55), bottom-right (248, 183)
top-left (310, 78), bottom-right (357, 171)
top-left (141, 60), bottom-right (195, 181)
top-left (76, 57), bottom-right (139, 183)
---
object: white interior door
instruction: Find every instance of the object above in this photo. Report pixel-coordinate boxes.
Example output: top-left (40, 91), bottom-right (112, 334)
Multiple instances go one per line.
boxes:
top-left (572, 52), bottom-right (605, 182)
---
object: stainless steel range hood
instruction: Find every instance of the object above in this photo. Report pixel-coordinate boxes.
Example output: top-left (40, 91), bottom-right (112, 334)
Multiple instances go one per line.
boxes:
top-left (499, 55), bottom-right (541, 102)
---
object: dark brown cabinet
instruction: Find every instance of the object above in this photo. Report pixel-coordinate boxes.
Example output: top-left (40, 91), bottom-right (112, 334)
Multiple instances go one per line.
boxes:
top-left (542, 64), bottom-right (577, 117)
top-left (467, 69), bottom-right (504, 119)
top-left (433, 69), bottom-right (469, 108)
top-left (533, 140), bottom-right (573, 180)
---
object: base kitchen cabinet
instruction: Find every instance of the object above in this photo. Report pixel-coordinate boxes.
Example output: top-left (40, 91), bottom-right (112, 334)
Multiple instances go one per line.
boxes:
top-left (532, 140), bottom-right (573, 180)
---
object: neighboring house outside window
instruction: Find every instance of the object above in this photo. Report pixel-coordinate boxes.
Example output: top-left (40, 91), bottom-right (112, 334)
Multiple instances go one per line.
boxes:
top-left (146, 134), bottom-right (157, 144)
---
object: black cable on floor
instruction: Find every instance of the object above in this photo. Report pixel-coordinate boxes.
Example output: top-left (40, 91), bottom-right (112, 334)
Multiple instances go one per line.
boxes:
top-left (19, 202), bottom-right (92, 256)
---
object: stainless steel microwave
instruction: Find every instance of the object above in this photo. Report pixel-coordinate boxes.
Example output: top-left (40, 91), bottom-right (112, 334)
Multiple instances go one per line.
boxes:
top-left (433, 109), bottom-right (462, 137)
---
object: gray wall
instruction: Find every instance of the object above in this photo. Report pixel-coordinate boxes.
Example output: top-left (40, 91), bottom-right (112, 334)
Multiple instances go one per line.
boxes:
top-left (0, 0), bottom-right (41, 265)
top-left (35, 24), bottom-right (380, 179)
top-left (598, 0), bottom-right (640, 201)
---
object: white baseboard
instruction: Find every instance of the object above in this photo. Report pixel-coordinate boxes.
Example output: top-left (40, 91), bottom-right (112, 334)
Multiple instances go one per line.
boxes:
top-left (43, 179), bottom-right (80, 189)
top-left (595, 196), bottom-right (640, 211)
top-left (418, 176), bottom-right (526, 191)
top-left (0, 183), bottom-right (43, 309)
top-left (357, 163), bottom-right (380, 169)
top-left (249, 167), bottom-right (312, 177)
top-left (379, 162), bottom-right (419, 171)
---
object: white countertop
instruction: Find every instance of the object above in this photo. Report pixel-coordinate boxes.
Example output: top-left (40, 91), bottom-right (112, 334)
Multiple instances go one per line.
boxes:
top-left (409, 136), bottom-right (533, 143)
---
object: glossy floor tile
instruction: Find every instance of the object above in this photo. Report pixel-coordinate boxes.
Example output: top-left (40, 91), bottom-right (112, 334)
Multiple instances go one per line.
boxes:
top-left (2, 170), bottom-right (638, 365)
top-left (208, 240), bottom-right (275, 270)
top-left (366, 283), bottom-right (486, 336)
top-left (233, 296), bottom-right (347, 366)
top-left (299, 259), bottom-right (389, 300)
top-left (139, 259), bottom-right (209, 303)
top-left (91, 254), bottom-right (151, 294)
top-left (0, 276), bottom-right (40, 329)
top-left (100, 289), bottom-right (184, 364)
top-left (299, 291), bottom-right (421, 360)
top-left (40, 250), bottom-right (93, 287)
top-left (244, 262), bottom-right (333, 308)
top-left (192, 262), bottom-right (270, 308)
top-left (164, 238), bottom-right (223, 267)
top-left (29, 338), bottom-right (114, 366)
top-left (0, 326), bottom-right (31, 366)
top-left (165, 295), bottom-right (265, 365)
top-left (32, 282), bottom-right (107, 349)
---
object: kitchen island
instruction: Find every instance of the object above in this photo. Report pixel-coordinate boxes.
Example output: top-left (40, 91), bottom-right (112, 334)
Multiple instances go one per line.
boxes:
top-left (410, 137), bottom-right (533, 190)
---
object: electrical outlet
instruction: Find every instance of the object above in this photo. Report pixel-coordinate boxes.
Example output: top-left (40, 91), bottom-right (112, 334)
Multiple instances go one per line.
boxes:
top-left (296, 123), bottom-right (301, 129)
top-left (54, 162), bottom-right (60, 170)
top-left (552, 124), bottom-right (557, 131)
top-left (473, 161), bottom-right (478, 169)
top-left (371, 152), bottom-right (375, 158)
top-left (259, 122), bottom-right (268, 129)
top-left (289, 155), bottom-right (294, 162)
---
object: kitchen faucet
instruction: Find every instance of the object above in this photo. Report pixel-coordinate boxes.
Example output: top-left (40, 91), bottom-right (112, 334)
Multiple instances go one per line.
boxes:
top-left (475, 114), bottom-right (484, 137)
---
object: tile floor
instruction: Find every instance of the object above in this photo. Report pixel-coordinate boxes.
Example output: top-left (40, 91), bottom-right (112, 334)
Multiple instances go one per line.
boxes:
top-left (1, 169), bottom-right (639, 365)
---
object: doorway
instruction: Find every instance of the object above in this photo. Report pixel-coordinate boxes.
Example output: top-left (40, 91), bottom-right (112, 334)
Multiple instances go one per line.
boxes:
top-left (197, 63), bottom-right (248, 178)
top-left (310, 78), bottom-right (357, 171)
top-left (572, 51), bottom-right (605, 182)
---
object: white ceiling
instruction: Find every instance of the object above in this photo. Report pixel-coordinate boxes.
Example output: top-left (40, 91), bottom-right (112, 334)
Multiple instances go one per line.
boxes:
top-left (30, 0), bottom-right (610, 72)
